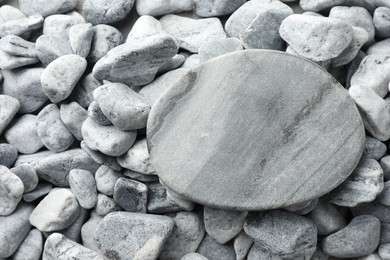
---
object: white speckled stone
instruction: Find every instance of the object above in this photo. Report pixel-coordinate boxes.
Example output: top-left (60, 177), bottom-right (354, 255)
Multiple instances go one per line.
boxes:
top-left (95, 165), bottom-right (122, 196)
top-left (35, 35), bottom-right (73, 66)
top-left (0, 35), bottom-right (36, 58)
top-left (95, 194), bottom-right (122, 217)
top-left (367, 38), bottom-right (390, 55)
top-left (43, 14), bottom-right (84, 40)
top-left (126, 15), bottom-right (162, 41)
top-left (199, 38), bottom-right (243, 63)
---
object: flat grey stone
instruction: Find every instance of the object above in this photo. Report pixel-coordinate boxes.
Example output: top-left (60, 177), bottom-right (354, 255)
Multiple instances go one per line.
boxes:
top-left (299, 0), bottom-right (376, 12)
top-left (13, 229), bottom-right (43, 260)
top-left (136, 0), bottom-right (192, 16)
top-left (23, 182), bottom-right (53, 202)
top-left (0, 202), bottom-right (34, 258)
top-left (351, 201), bottom-right (390, 223)
top-left (69, 23), bottom-right (93, 58)
top-left (0, 15), bottom-right (43, 38)
top-left (113, 177), bottom-right (148, 213)
top-left (244, 210), bottom-right (317, 259)
top-left (34, 148), bottom-right (100, 187)
top-left (199, 38), bottom-right (243, 63)
top-left (83, 0), bottom-right (135, 25)
top-left (234, 231), bottom-right (253, 260)
top-left (95, 165), bottom-right (122, 196)
top-left (322, 215), bottom-right (380, 258)
top-left (118, 138), bottom-right (155, 174)
top-left (30, 188), bottom-right (80, 232)
top-left (43, 14), bottom-right (84, 40)
top-left (37, 104), bottom-right (75, 152)
top-left (181, 253), bottom-right (209, 260)
top-left (82, 117), bottom-right (137, 157)
top-left (88, 24), bottom-right (123, 64)
top-left (95, 194), bottom-right (122, 216)
top-left (147, 50), bottom-right (365, 210)
top-left (0, 95), bottom-right (19, 136)
top-left (70, 73), bottom-right (102, 108)
top-left (194, 0), bottom-right (246, 17)
top-left (374, 7), bottom-right (390, 38)
top-left (381, 155), bottom-right (390, 180)
top-left (0, 143), bottom-right (17, 168)
top-left (160, 211), bottom-right (205, 260)
top-left (196, 234), bottom-right (235, 260)
top-left (93, 33), bottom-right (177, 86)
top-left (0, 165), bottom-right (24, 216)
top-left (124, 169), bottom-right (159, 182)
top-left (0, 35), bottom-right (37, 57)
top-left (10, 164), bottom-right (39, 193)
top-left (80, 141), bottom-right (122, 171)
top-left (69, 169), bottom-right (97, 209)
top-left (88, 101), bottom-right (112, 126)
top-left (94, 212), bottom-right (174, 259)
top-left (284, 198), bottom-right (318, 215)
top-left (60, 102), bottom-right (88, 141)
top-left (81, 211), bottom-right (104, 253)
top-left (35, 35), bottom-right (73, 66)
top-left (19, 0), bottom-right (78, 17)
top-left (2, 68), bottom-right (46, 113)
top-left (93, 83), bottom-right (151, 130)
top-left (160, 15), bottom-right (225, 53)
top-left (363, 136), bottom-right (387, 160)
top-left (4, 115), bottom-right (44, 154)
top-left (367, 38), bottom-right (390, 55)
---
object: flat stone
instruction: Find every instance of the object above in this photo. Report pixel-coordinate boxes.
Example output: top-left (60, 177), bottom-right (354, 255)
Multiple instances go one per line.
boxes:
top-left (35, 35), bottom-right (73, 66)
top-left (234, 231), bottom-right (253, 260)
top-left (0, 48), bottom-right (39, 70)
top-left (95, 194), bottom-right (122, 216)
top-left (118, 138), bottom-right (155, 174)
top-left (0, 143), bottom-right (18, 168)
top-left (157, 54), bottom-right (185, 74)
top-left (0, 165), bottom-right (24, 216)
top-left (94, 212), bottom-right (174, 259)
top-left (83, 0), bottom-right (135, 25)
top-left (23, 182), bottom-right (53, 202)
top-left (136, 0), bottom-right (192, 16)
top-left (194, 0), bottom-right (246, 17)
top-left (69, 169), bottom-right (97, 209)
top-left (13, 229), bottom-right (43, 260)
top-left (0, 95), bottom-right (19, 136)
top-left (378, 181), bottom-right (390, 206)
top-left (60, 102), bottom-right (88, 141)
top-left (299, 0), bottom-right (376, 13)
top-left (88, 101), bottom-right (112, 126)
top-left (81, 141), bottom-right (122, 171)
top-left (196, 234), bottom-right (235, 260)
top-left (69, 23), bottom-right (93, 58)
top-left (19, 0), bottom-right (78, 17)
top-left (0, 35), bottom-right (37, 57)
top-left (88, 24), bottom-right (123, 64)
top-left (363, 136), bottom-right (387, 160)
top-left (147, 50), bottom-right (365, 210)
top-left (199, 38), bottom-right (243, 63)
top-left (10, 164), bottom-right (39, 193)
top-left (374, 7), bottom-right (390, 38)
top-left (113, 177), bottom-right (148, 213)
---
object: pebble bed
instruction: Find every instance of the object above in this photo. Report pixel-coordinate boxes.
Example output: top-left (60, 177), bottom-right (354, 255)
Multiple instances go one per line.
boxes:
top-left (0, 0), bottom-right (390, 259)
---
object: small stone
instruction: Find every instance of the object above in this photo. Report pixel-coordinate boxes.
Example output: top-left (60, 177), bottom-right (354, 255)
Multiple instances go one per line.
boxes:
top-left (244, 210), bottom-right (317, 259)
top-left (181, 253), bottom-right (209, 260)
top-left (0, 165), bottom-right (24, 216)
top-left (43, 14), bottom-right (84, 39)
top-left (136, 0), bottom-right (192, 16)
top-left (204, 206), bottom-right (247, 244)
top-left (234, 231), bottom-right (254, 260)
top-left (322, 215), bottom-right (380, 258)
top-left (0, 143), bottom-right (17, 168)
top-left (70, 73), bottom-right (102, 108)
top-left (13, 229), bottom-right (43, 260)
top-left (367, 38), bottom-right (390, 55)
top-left (69, 23), bottom-right (93, 58)
top-left (81, 141), bottom-right (122, 171)
top-left (69, 169), bottom-right (98, 209)
top-left (35, 35), bottom-right (73, 66)
top-left (10, 164), bottom-right (39, 193)
top-left (94, 212), bottom-right (174, 259)
top-left (83, 0), bottom-right (135, 25)
top-left (23, 182), bottom-right (53, 202)
top-left (19, 0), bottom-right (78, 17)
top-left (0, 95), bottom-right (19, 135)
top-left (113, 177), bottom-right (148, 213)
top-left (30, 188), bottom-right (80, 232)
top-left (81, 211), bottom-right (104, 253)
top-left (0, 35), bottom-right (37, 57)
top-left (159, 211), bottom-right (205, 260)
top-left (88, 24), bottom-right (123, 64)
top-left (363, 136), bottom-right (387, 160)
top-left (88, 101), bottom-right (112, 126)
top-left (82, 117), bottom-right (137, 157)
top-left (194, 0), bottom-right (246, 17)
top-left (95, 194), bottom-right (122, 216)
top-left (95, 165), bottom-right (122, 196)
top-left (60, 102), bottom-right (89, 141)
top-left (379, 243), bottom-right (390, 259)
top-left (117, 138), bottom-right (155, 174)
top-left (374, 7), bottom-right (390, 38)
top-left (196, 234), bottom-right (236, 260)
top-left (199, 38), bottom-right (243, 63)
top-left (0, 15), bottom-right (43, 38)
top-left (284, 198), bottom-right (318, 215)
top-left (381, 155), bottom-right (390, 180)
top-left (299, 0), bottom-right (376, 13)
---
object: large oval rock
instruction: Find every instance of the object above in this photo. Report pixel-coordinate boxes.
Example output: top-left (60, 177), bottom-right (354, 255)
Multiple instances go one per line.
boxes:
top-left (147, 50), bottom-right (365, 210)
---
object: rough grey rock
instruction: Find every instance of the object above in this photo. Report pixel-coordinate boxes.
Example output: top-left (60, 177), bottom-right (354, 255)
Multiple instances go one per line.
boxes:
top-left (322, 215), bottom-right (380, 258)
top-left (0, 165), bottom-right (24, 216)
top-left (88, 101), bottom-right (112, 126)
top-left (363, 136), bottom-right (387, 160)
top-left (181, 253), bottom-right (209, 260)
top-left (234, 231), bottom-right (254, 260)
top-left (126, 15), bottom-right (163, 41)
top-left (0, 15), bottom-right (43, 38)
top-left (160, 212), bottom-right (205, 260)
top-left (198, 38), bottom-right (243, 63)
top-left (307, 199), bottom-right (347, 236)
top-left (196, 234), bottom-right (235, 260)
top-left (117, 138), bottom-right (155, 174)
top-left (367, 38), bottom-right (390, 55)
top-left (94, 212), bottom-right (174, 259)
top-left (160, 15), bottom-right (225, 53)
top-left (80, 141), bottom-right (122, 171)
top-left (69, 169), bottom-right (98, 209)
top-left (81, 211), bottom-right (103, 253)
top-left (136, 0), bottom-right (192, 16)
top-left (95, 165), bottom-right (122, 196)
top-left (70, 73), bottom-right (102, 108)
top-left (113, 177), bottom-right (148, 213)
top-left (95, 194), bottom-right (122, 216)
top-left (34, 148), bottom-right (100, 187)
top-left (10, 164), bottom-right (39, 193)
top-left (93, 83), bottom-right (151, 130)
top-left (37, 104), bottom-right (75, 152)
top-left (41, 54), bottom-right (87, 103)
top-left (299, 0), bottom-right (376, 12)
top-left (0, 95), bottom-right (19, 136)
top-left (0, 202), bottom-right (34, 258)
top-left (43, 233), bottom-right (106, 259)
top-left (82, 117), bottom-right (137, 157)
top-left (244, 210), bottom-right (317, 259)
top-left (93, 33), bottom-right (177, 86)
top-left (83, 0), bottom-right (135, 25)
top-left (60, 102), bottom-right (88, 141)
top-left (147, 50), bottom-right (365, 210)
top-left (13, 229), bottom-right (43, 260)
top-left (204, 206), bottom-right (247, 244)
top-left (194, 0), bottom-right (246, 17)
top-left (19, 0), bottom-right (78, 17)
top-left (2, 68), bottom-right (46, 113)
top-left (35, 35), bottom-right (73, 66)
top-left (0, 35), bottom-right (37, 57)
top-left (23, 182), bottom-right (53, 202)
top-left (88, 24), bottom-right (123, 64)
top-left (0, 143), bottom-right (17, 168)
top-left (374, 7), bottom-right (390, 38)
top-left (69, 23), bottom-right (93, 58)
top-left (381, 155), bottom-right (390, 180)
top-left (379, 243), bottom-right (390, 260)
top-left (43, 14), bottom-right (84, 40)
top-left (3, 115), bottom-right (44, 154)
top-left (30, 188), bottom-right (80, 232)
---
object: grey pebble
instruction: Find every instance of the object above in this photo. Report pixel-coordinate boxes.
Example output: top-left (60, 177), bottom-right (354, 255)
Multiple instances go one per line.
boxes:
top-left (0, 95), bottom-right (19, 135)
top-left (126, 15), bottom-right (163, 41)
top-left (10, 164), bottom-right (39, 193)
top-left (157, 54), bottom-right (186, 74)
top-left (351, 201), bottom-right (390, 223)
top-left (0, 15), bottom-right (43, 38)
top-left (13, 229), bottom-right (43, 260)
top-left (124, 169), bottom-right (159, 182)
top-left (88, 101), bottom-right (112, 126)
top-left (95, 165), bottom-right (122, 196)
top-left (95, 193), bottom-right (122, 216)
top-left (199, 38), bottom-right (243, 63)
top-left (4, 115), bottom-right (44, 154)
top-left (94, 212), bottom-right (174, 259)
top-left (378, 181), bottom-right (390, 206)
top-left (194, 0), bottom-right (246, 17)
top-left (322, 215), bottom-right (380, 258)
top-left (37, 104), bottom-right (75, 152)
top-left (54, 207), bottom-right (90, 243)
top-left (70, 73), bottom-right (102, 108)
top-left (117, 138), bottom-right (155, 174)
top-left (0, 202), bottom-right (34, 258)
top-left (80, 141), bottom-right (122, 171)
top-left (43, 14), bottom-right (84, 40)
top-left (379, 243), bottom-right (390, 260)
top-left (14, 150), bottom-right (55, 168)
top-left (113, 177), bottom-right (148, 213)
top-left (234, 231), bottom-right (253, 260)
top-left (23, 182), bottom-right (53, 202)
top-left (363, 136), bottom-right (387, 160)
top-left (35, 35), bottom-right (73, 66)
top-left (136, 0), bottom-right (192, 16)
top-left (69, 169), bottom-right (98, 209)
top-left (367, 38), bottom-right (390, 55)
top-left (0, 49), bottom-right (39, 70)
top-left (381, 155), bottom-right (390, 180)
top-left (196, 234), bottom-right (235, 260)
top-left (82, 117), bottom-right (137, 157)
top-left (19, 0), bottom-right (79, 17)
top-left (0, 165), bottom-right (24, 216)
top-left (0, 35), bottom-right (36, 57)
top-left (69, 23), bottom-right (93, 58)
top-left (299, 0), bottom-right (376, 12)
top-left (81, 211), bottom-right (104, 253)
top-left (0, 143), bottom-right (17, 168)
top-left (83, 0), bottom-right (135, 25)
top-left (181, 253), bottom-right (209, 260)
top-left (0, 5), bottom-right (25, 23)
top-left (88, 24), bottom-right (123, 64)
top-left (374, 7), bottom-right (390, 38)
top-left (60, 102), bottom-right (88, 141)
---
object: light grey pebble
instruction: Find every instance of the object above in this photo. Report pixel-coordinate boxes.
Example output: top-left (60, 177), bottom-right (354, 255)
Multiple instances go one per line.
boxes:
top-left (367, 38), bottom-right (390, 55)
top-left (43, 233), bottom-right (106, 260)
top-left (279, 14), bottom-right (353, 62)
top-left (118, 138), bottom-right (155, 174)
top-left (307, 199), bottom-right (347, 236)
top-left (136, 0), bottom-right (192, 16)
top-left (41, 54), bottom-right (87, 103)
top-left (34, 148), bottom-right (100, 187)
top-left (381, 155), bottom-right (390, 180)
top-left (379, 243), bottom-right (390, 259)
top-left (69, 169), bottom-right (98, 209)
top-left (95, 212), bottom-right (174, 259)
top-left (160, 211), bottom-right (205, 260)
top-left (160, 15), bottom-right (225, 53)
top-left (352, 201), bottom-right (390, 223)
top-left (30, 188), bottom-right (80, 232)
top-left (0, 15), bottom-right (43, 38)
top-left (113, 177), bottom-right (148, 213)
top-left (82, 117), bottom-right (137, 157)
top-left (94, 83), bottom-right (151, 130)
top-left (0, 35), bottom-right (36, 57)
top-left (199, 38), bottom-right (243, 63)
top-left (83, 0), bottom-right (135, 25)
top-left (69, 23), bottom-right (93, 58)
top-left (19, 0), bottom-right (78, 17)
top-left (95, 194), bottom-right (122, 216)
top-left (13, 229), bottom-right (43, 260)
top-left (374, 7), bottom-right (390, 38)
top-left (88, 101), bottom-right (112, 126)
top-left (181, 253), bottom-right (209, 260)
top-left (363, 136), bottom-right (387, 160)
top-left (80, 141), bottom-right (122, 171)
top-left (181, 53), bottom-right (201, 68)
top-left (247, 243), bottom-right (283, 260)
top-left (234, 231), bottom-right (253, 260)
top-left (194, 0), bottom-right (246, 17)
top-left (204, 206), bottom-right (247, 244)
top-left (126, 15), bottom-right (163, 41)
top-left (349, 84), bottom-right (390, 141)
top-left (0, 49), bottom-right (39, 70)
top-left (60, 102), bottom-right (88, 141)
top-left (93, 33), bottom-right (177, 86)
top-left (284, 198), bottom-right (318, 215)
top-left (10, 164), bottom-right (39, 193)
top-left (2, 68), bottom-right (46, 113)
top-left (23, 182), bottom-right (53, 202)
top-left (4, 115), bottom-right (44, 154)
top-left (0, 5), bottom-right (25, 23)
top-left (81, 211), bottom-right (104, 253)
top-left (70, 73), bottom-right (102, 108)
top-left (244, 210), bottom-right (317, 259)
top-left (35, 35), bottom-right (73, 66)
top-left (0, 165), bottom-right (24, 216)
top-left (95, 165), bottom-right (122, 196)
top-left (157, 54), bottom-right (186, 74)
top-left (0, 95), bottom-right (19, 136)
top-left (88, 24), bottom-right (123, 64)
top-left (0, 202), bottom-right (34, 258)
top-left (0, 143), bottom-right (17, 168)
top-left (55, 207), bottom-right (90, 243)
top-left (124, 169), bottom-right (159, 182)
top-left (43, 14), bottom-right (84, 40)
top-left (196, 234), bottom-right (235, 260)
top-left (36, 104), bottom-right (75, 152)
top-left (299, 0), bottom-right (376, 12)
top-left (322, 215), bottom-right (380, 258)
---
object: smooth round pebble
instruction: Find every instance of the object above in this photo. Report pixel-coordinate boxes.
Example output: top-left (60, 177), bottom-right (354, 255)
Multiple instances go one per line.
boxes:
top-left (95, 165), bottom-right (122, 196)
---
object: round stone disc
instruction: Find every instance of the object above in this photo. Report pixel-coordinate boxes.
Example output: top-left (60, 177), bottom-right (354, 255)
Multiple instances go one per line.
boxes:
top-left (147, 50), bottom-right (365, 210)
